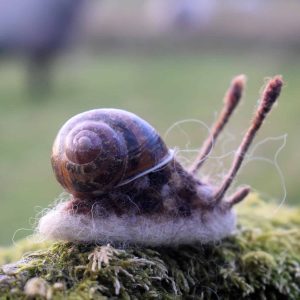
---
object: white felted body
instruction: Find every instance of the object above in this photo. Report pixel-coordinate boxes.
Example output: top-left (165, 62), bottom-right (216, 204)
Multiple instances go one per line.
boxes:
top-left (38, 202), bottom-right (237, 246)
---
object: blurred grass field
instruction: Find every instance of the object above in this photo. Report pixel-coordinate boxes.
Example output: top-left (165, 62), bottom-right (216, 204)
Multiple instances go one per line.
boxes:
top-left (0, 51), bottom-right (299, 245)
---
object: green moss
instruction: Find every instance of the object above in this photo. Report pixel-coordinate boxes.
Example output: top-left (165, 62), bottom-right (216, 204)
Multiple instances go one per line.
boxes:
top-left (0, 195), bottom-right (299, 299)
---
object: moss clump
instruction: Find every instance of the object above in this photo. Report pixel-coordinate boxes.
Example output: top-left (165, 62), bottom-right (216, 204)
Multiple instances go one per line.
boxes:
top-left (0, 195), bottom-right (299, 299)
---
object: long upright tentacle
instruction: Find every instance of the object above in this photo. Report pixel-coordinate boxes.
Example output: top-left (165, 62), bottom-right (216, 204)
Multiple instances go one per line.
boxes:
top-left (214, 76), bottom-right (283, 204)
top-left (190, 75), bottom-right (246, 175)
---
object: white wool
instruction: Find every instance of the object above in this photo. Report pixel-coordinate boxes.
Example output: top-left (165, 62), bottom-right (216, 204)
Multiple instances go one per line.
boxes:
top-left (38, 202), bottom-right (237, 246)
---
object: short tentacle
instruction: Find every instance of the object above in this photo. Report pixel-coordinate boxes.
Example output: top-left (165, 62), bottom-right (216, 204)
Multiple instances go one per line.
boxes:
top-left (224, 186), bottom-right (251, 209)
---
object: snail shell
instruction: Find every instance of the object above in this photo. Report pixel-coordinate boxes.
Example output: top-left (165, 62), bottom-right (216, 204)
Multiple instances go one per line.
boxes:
top-left (51, 109), bottom-right (173, 196)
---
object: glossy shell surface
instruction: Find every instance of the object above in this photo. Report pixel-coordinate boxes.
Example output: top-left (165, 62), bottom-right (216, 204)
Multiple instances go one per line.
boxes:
top-left (51, 109), bottom-right (173, 195)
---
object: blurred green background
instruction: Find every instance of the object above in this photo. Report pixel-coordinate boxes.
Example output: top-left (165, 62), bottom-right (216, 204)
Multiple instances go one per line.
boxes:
top-left (0, 0), bottom-right (299, 245)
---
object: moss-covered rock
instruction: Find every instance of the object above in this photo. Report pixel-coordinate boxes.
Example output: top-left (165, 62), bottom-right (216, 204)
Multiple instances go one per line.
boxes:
top-left (0, 195), bottom-right (299, 299)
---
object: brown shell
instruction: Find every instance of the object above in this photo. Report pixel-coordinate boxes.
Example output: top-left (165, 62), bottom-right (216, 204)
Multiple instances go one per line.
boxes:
top-left (51, 109), bottom-right (173, 196)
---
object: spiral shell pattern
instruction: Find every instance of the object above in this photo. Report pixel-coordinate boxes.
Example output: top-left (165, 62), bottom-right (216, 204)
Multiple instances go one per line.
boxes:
top-left (51, 109), bottom-right (173, 196)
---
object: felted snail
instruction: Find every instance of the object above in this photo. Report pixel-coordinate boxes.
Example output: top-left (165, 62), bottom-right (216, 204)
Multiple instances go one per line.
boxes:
top-left (38, 75), bottom-right (283, 245)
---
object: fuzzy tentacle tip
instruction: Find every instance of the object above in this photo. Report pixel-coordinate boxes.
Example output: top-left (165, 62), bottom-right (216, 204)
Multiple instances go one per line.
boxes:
top-left (226, 74), bottom-right (247, 107)
top-left (260, 75), bottom-right (283, 113)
